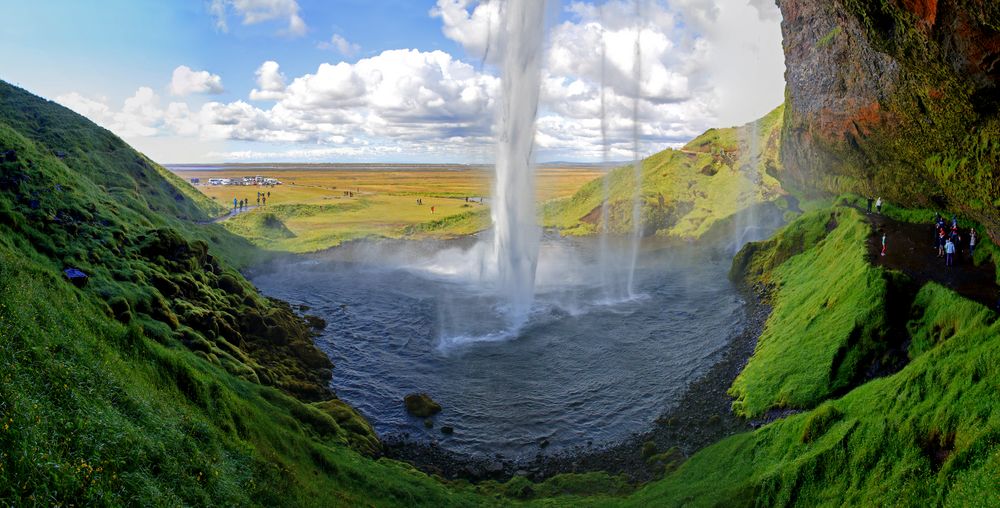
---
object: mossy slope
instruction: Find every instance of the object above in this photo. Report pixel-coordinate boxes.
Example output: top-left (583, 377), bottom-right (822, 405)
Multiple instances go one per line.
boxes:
top-left (618, 210), bottom-right (1000, 506)
top-left (729, 206), bottom-right (894, 418)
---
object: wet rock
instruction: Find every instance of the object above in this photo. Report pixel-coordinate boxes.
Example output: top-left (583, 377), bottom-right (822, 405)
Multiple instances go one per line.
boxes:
top-left (303, 314), bottom-right (326, 331)
top-left (404, 393), bottom-right (442, 417)
top-left (423, 419), bottom-right (433, 429)
top-left (539, 439), bottom-right (550, 449)
top-left (641, 440), bottom-right (657, 459)
top-left (440, 426), bottom-right (454, 435)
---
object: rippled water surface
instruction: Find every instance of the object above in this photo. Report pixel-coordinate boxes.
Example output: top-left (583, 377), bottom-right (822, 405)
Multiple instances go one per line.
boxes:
top-left (252, 237), bottom-right (746, 458)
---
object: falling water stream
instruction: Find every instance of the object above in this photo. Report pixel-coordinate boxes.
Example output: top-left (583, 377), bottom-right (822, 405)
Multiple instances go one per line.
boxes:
top-left (247, 0), bottom-right (787, 459)
top-left (490, 0), bottom-right (547, 330)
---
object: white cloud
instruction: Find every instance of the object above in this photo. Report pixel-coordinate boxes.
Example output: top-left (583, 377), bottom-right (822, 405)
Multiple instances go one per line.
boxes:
top-left (746, 0), bottom-right (782, 22)
top-left (59, 0), bottom-right (784, 162)
top-left (57, 87), bottom-right (164, 138)
top-left (317, 34), bottom-right (360, 56)
top-left (210, 0), bottom-right (307, 36)
top-left (249, 60), bottom-right (287, 101)
top-left (430, 0), bottom-right (504, 62)
top-left (169, 65), bottom-right (225, 96)
top-left (432, 0), bottom-right (785, 159)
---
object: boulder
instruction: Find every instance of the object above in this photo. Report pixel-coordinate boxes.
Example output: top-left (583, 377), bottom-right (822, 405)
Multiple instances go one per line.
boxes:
top-left (403, 393), bottom-right (442, 417)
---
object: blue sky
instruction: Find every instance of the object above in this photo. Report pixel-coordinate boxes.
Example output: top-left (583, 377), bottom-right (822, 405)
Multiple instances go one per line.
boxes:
top-left (0, 1), bottom-right (785, 163)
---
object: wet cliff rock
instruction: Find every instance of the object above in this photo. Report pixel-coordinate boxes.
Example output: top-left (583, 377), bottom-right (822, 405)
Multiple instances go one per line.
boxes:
top-left (777, 0), bottom-right (1000, 239)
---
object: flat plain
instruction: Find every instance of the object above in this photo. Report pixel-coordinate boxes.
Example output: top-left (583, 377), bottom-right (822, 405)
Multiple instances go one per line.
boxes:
top-left (171, 164), bottom-right (604, 252)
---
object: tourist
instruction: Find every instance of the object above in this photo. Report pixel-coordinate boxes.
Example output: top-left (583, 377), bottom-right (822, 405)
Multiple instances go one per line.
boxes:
top-left (881, 231), bottom-right (887, 257)
top-left (866, 196), bottom-right (873, 213)
top-left (950, 227), bottom-right (961, 260)
top-left (970, 228), bottom-right (977, 256)
top-left (875, 197), bottom-right (883, 214)
top-left (945, 238), bottom-right (956, 266)
top-left (267, 191), bottom-right (270, 199)
top-left (951, 214), bottom-right (958, 229)
top-left (233, 197), bottom-right (238, 210)
top-left (262, 196), bottom-right (267, 207)
top-left (937, 228), bottom-right (947, 258)
top-left (431, 206), bottom-right (435, 214)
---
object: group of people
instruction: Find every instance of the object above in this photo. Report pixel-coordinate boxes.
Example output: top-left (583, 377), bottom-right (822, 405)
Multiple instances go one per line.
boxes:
top-left (415, 198), bottom-right (434, 213)
top-left (232, 190), bottom-right (271, 212)
top-left (865, 196), bottom-right (883, 214)
top-left (934, 213), bottom-right (977, 267)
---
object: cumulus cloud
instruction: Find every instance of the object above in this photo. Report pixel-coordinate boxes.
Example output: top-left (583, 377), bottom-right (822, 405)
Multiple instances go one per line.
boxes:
top-left (210, 0), bottom-right (307, 36)
top-left (61, 0), bottom-right (784, 162)
top-left (430, 0), bottom-right (504, 62)
top-left (249, 60), bottom-right (287, 101)
top-left (317, 34), bottom-right (360, 56)
top-left (747, 0), bottom-right (782, 22)
top-left (58, 87), bottom-right (165, 138)
top-left (423, 0), bottom-right (784, 160)
top-left (63, 49), bottom-right (499, 159)
top-left (169, 65), bottom-right (225, 96)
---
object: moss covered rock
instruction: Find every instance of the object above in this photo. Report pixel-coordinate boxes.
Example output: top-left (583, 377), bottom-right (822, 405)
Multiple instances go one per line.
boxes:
top-left (403, 393), bottom-right (442, 417)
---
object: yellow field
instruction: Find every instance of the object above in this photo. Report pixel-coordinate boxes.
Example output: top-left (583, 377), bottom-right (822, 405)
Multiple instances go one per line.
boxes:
top-left (172, 165), bottom-right (602, 252)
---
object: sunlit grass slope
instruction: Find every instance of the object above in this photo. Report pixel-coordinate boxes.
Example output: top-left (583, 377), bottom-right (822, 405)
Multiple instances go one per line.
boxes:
top-left (542, 105), bottom-right (786, 238)
top-left (623, 281), bottom-right (1000, 507)
top-left (728, 206), bottom-right (893, 418)
top-left (606, 206), bottom-right (1000, 506)
top-left (0, 80), bottom-right (484, 505)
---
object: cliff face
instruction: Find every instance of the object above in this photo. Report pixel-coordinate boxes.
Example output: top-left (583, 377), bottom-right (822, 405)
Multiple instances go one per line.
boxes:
top-left (777, 0), bottom-right (1000, 239)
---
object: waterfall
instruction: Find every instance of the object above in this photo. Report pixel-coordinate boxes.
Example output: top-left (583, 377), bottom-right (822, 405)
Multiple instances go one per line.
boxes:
top-left (625, 0), bottom-right (643, 298)
top-left (598, 4), bottom-right (616, 300)
top-left (491, 0), bottom-right (547, 329)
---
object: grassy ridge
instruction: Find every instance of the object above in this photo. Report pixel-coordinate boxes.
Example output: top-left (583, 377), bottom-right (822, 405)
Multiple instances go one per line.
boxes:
top-left (0, 81), bottom-right (465, 504)
top-left (728, 206), bottom-right (892, 418)
top-left (542, 105), bottom-right (786, 239)
top-left (0, 243), bottom-right (492, 505)
top-left (5, 78), bottom-right (1000, 506)
top-left (615, 213), bottom-right (1000, 506)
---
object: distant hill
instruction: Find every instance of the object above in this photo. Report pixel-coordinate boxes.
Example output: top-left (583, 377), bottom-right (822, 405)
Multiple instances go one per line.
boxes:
top-left (542, 105), bottom-right (787, 240)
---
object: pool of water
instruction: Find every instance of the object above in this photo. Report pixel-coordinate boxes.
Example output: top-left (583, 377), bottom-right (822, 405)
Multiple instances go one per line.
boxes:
top-left (251, 237), bottom-right (747, 458)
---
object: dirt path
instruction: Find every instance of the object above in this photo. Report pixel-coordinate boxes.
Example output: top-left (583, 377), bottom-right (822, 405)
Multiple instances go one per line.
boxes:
top-left (862, 207), bottom-right (999, 308)
top-left (198, 205), bottom-right (258, 225)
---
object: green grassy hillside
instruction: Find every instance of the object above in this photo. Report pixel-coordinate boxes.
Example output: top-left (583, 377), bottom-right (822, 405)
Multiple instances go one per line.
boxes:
top-left (618, 206), bottom-right (1000, 506)
top-left (0, 81), bottom-right (483, 505)
top-left (4, 79), bottom-right (1000, 506)
top-left (728, 206), bottom-right (892, 418)
top-left (542, 105), bottom-right (786, 239)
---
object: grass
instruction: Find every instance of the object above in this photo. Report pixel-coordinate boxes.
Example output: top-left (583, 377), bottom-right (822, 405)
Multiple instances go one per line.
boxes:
top-left (729, 206), bottom-right (891, 418)
top-left (0, 243), bottom-right (496, 506)
top-left (542, 104), bottom-right (786, 240)
top-left (623, 280), bottom-right (1000, 507)
top-left (177, 166), bottom-right (600, 253)
top-left (5, 78), bottom-right (1000, 505)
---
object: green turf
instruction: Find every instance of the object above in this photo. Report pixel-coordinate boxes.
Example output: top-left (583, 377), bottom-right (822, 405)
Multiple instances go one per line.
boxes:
top-left (4, 78), bottom-right (1000, 506)
top-left (729, 206), bottom-right (893, 418)
top-left (624, 281), bottom-right (1000, 507)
